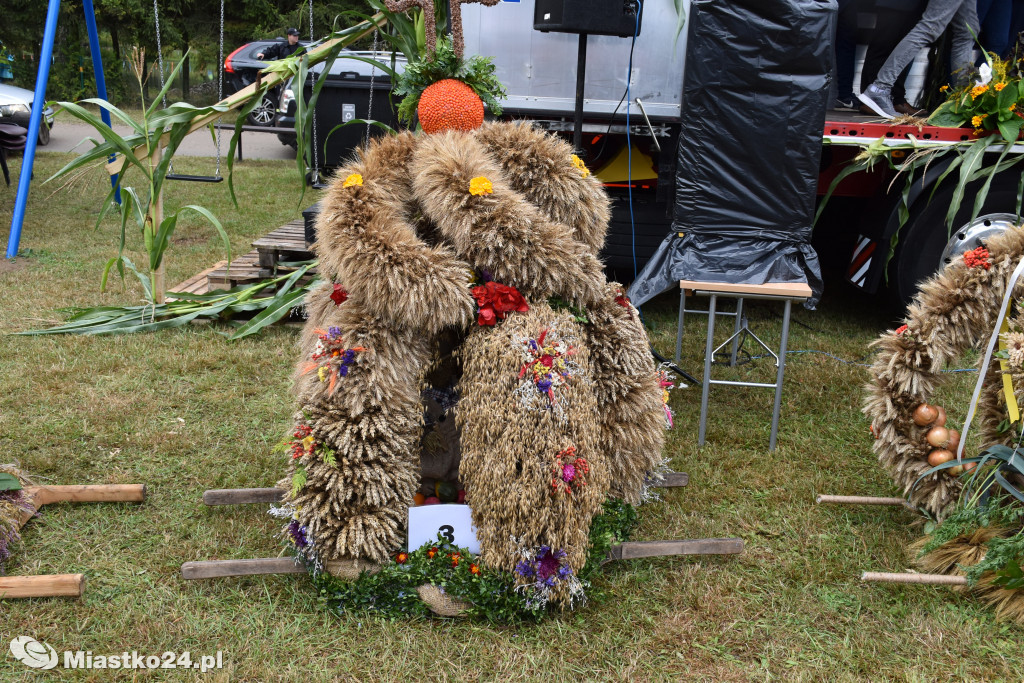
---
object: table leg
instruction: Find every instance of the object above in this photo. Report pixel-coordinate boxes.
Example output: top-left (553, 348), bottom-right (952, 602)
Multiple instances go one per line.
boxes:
top-left (698, 294), bottom-right (717, 446)
top-left (769, 298), bottom-right (793, 451)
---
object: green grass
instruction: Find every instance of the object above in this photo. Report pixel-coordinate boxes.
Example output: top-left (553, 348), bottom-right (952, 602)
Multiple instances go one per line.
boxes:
top-left (1, 152), bottom-right (1022, 681)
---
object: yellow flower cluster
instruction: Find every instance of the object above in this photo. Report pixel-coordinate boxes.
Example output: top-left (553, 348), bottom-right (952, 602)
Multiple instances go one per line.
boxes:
top-left (971, 84), bottom-right (989, 100)
top-left (995, 82), bottom-right (1007, 91)
top-left (469, 176), bottom-right (493, 195)
top-left (343, 173), bottom-right (363, 188)
top-left (571, 154), bottom-right (591, 178)
top-left (972, 114), bottom-right (987, 127)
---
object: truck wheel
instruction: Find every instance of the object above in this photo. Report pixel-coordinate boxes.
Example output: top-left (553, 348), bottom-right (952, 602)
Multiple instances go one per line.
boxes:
top-left (888, 172), bottom-right (1021, 308)
top-left (247, 95), bottom-right (277, 126)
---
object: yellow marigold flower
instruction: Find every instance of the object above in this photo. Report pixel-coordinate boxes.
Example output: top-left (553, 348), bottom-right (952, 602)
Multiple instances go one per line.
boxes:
top-left (1011, 103), bottom-right (1018, 112)
top-left (571, 154), bottom-right (591, 178)
top-left (995, 82), bottom-right (1007, 91)
top-left (343, 173), bottom-right (363, 188)
top-left (940, 84), bottom-right (949, 92)
top-left (972, 114), bottom-right (986, 127)
top-left (971, 84), bottom-right (989, 99)
top-left (469, 176), bottom-right (493, 195)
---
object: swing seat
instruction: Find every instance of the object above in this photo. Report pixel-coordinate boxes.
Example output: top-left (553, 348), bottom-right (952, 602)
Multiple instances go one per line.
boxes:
top-left (166, 174), bottom-right (224, 183)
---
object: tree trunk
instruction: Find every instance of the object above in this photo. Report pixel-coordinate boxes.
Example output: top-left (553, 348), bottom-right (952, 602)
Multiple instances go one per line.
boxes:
top-left (110, 26), bottom-right (120, 63)
top-left (182, 35), bottom-right (190, 102)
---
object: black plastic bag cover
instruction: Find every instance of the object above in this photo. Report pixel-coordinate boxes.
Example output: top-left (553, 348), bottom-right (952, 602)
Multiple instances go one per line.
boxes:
top-left (628, 0), bottom-right (834, 308)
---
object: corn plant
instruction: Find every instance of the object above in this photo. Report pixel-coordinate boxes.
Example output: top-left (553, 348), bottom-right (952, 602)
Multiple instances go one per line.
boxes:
top-left (48, 47), bottom-right (232, 305)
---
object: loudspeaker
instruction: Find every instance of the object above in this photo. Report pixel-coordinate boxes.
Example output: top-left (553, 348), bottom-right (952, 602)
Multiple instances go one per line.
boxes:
top-left (533, 0), bottom-right (642, 38)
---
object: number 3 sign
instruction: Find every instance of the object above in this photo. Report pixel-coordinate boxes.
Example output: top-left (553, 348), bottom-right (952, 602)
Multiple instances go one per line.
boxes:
top-left (408, 504), bottom-right (480, 554)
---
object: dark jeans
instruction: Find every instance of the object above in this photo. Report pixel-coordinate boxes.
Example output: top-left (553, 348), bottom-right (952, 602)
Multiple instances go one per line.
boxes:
top-left (977, 0), bottom-right (1013, 58)
top-left (836, 0), bottom-right (860, 100)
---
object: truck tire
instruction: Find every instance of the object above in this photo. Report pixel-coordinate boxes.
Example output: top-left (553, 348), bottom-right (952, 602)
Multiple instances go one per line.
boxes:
top-left (888, 171), bottom-right (1021, 308)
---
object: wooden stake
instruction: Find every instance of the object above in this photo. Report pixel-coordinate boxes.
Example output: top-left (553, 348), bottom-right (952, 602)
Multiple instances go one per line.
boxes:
top-left (0, 574), bottom-right (86, 599)
top-left (152, 145), bottom-right (165, 304)
top-left (816, 494), bottom-right (914, 509)
top-left (861, 572), bottom-right (968, 585)
top-left (657, 472), bottom-right (689, 488)
top-left (18, 484), bottom-right (147, 529)
top-left (203, 488), bottom-right (283, 505)
top-left (181, 558), bottom-right (306, 580)
top-left (607, 538), bottom-right (744, 561)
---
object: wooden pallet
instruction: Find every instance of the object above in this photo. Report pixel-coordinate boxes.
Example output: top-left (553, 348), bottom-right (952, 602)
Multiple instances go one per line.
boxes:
top-left (206, 251), bottom-right (269, 290)
top-left (168, 260), bottom-right (225, 298)
top-left (253, 219), bottom-right (313, 270)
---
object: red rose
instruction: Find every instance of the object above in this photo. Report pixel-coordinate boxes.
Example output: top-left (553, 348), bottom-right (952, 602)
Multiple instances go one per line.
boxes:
top-left (472, 284), bottom-right (495, 306)
top-left (330, 284), bottom-right (348, 306)
top-left (492, 283), bottom-right (528, 316)
top-left (477, 306), bottom-right (497, 326)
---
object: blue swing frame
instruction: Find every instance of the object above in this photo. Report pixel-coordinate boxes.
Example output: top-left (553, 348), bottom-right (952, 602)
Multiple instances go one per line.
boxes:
top-left (5, 0), bottom-right (118, 259)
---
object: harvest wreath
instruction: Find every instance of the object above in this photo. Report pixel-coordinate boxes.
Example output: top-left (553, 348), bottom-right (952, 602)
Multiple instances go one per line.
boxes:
top-left (859, 225), bottom-right (1024, 623)
top-left (184, 123), bottom-right (743, 619)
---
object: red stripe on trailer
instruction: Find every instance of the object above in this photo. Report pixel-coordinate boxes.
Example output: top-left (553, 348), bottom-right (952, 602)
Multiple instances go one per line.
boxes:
top-left (823, 120), bottom-right (976, 143)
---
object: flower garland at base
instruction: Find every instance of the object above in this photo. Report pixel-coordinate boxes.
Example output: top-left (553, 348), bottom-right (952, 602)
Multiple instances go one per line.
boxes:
top-left (306, 499), bottom-right (638, 623)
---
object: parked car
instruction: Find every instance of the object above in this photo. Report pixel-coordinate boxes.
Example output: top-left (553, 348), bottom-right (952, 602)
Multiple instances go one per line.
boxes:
top-left (274, 50), bottom-right (406, 163)
top-left (0, 83), bottom-right (54, 145)
top-left (224, 38), bottom-right (310, 126)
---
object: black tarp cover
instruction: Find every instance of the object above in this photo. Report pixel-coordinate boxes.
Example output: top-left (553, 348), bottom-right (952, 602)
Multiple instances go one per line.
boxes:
top-left (628, 0), bottom-right (834, 308)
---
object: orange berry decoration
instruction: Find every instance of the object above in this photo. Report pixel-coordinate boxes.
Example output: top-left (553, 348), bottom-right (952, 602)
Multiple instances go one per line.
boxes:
top-left (417, 79), bottom-right (484, 134)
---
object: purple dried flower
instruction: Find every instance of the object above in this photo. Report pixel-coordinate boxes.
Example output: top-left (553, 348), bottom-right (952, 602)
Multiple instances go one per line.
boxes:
top-left (339, 366), bottom-right (349, 377)
top-left (561, 463), bottom-right (576, 482)
top-left (328, 326), bottom-right (342, 339)
top-left (287, 519), bottom-right (308, 548)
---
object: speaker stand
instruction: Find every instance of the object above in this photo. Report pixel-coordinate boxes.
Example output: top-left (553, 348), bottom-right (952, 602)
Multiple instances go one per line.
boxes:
top-left (573, 33), bottom-right (588, 154)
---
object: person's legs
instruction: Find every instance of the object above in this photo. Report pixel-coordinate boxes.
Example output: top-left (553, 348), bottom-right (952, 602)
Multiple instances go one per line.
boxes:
top-left (977, 0), bottom-right (1012, 59)
top-left (862, 0), bottom-right (971, 116)
top-left (864, 6), bottom-right (925, 105)
top-left (949, 0), bottom-right (981, 83)
top-left (835, 0), bottom-right (859, 105)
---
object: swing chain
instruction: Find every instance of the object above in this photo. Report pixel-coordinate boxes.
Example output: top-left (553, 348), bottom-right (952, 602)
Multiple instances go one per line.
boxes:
top-left (309, 0), bottom-right (320, 186)
top-left (215, 0), bottom-right (224, 176)
top-left (153, 0), bottom-right (167, 110)
top-left (366, 29), bottom-right (379, 145)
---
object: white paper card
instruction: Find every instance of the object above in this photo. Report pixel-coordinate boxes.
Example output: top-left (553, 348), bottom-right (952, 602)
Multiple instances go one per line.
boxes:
top-left (408, 504), bottom-right (480, 554)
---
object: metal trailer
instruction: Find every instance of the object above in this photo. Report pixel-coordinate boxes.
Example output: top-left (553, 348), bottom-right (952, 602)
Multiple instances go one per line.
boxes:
top-left (461, 0), bottom-right (687, 122)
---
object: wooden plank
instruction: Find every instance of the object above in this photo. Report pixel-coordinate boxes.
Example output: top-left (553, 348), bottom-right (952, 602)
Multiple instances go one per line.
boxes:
top-left (203, 488), bottom-right (283, 505)
top-left (679, 279), bottom-right (813, 299)
top-left (181, 558), bottom-right (306, 580)
top-left (608, 538), bottom-right (744, 561)
top-left (657, 472), bottom-right (688, 488)
top-left (169, 260), bottom-right (226, 299)
top-left (816, 494), bottom-right (914, 508)
top-left (0, 574), bottom-right (86, 599)
top-left (19, 484), bottom-right (146, 528)
top-left (861, 572), bottom-right (967, 585)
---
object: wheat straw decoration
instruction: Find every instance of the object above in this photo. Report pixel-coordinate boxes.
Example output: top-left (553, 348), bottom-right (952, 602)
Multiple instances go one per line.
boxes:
top-left (276, 123), bottom-right (667, 602)
top-left (864, 225), bottom-right (1024, 519)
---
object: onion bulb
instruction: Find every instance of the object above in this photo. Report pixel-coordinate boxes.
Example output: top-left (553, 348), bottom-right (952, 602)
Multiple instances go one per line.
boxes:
top-left (948, 465), bottom-right (964, 476)
top-left (947, 429), bottom-right (961, 451)
top-left (926, 426), bottom-right (950, 448)
top-left (913, 403), bottom-right (938, 426)
top-left (933, 406), bottom-right (947, 427)
top-left (927, 449), bottom-right (955, 466)
top-left (963, 461), bottom-right (977, 472)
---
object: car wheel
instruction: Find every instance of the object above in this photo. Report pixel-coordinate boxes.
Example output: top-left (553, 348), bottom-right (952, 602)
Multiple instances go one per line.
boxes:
top-left (37, 121), bottom-right (50, 146)
top-left (247, 95), bottom-right (277, 126)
